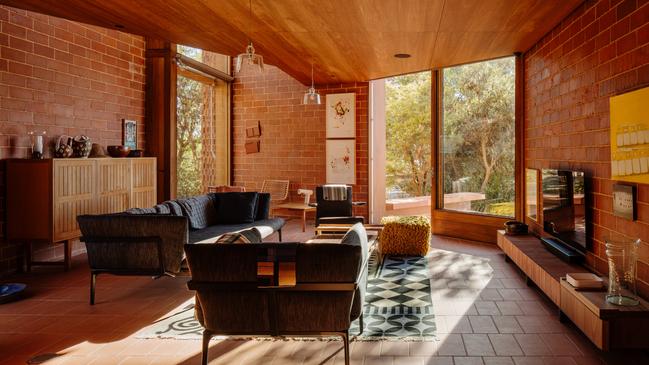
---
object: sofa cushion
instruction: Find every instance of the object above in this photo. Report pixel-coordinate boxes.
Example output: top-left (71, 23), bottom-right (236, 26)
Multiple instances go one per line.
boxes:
top-left (212, 192), bottom-right (259, 224)
top-left (188, 218), bottom-right (284, 244)
top-left (125, 207), bottom-right (157, 215)
top-left (340, 223), bottom-right (368, 320)
top-left (163, 200), bottom-right (184, 216)
top-left (256, 192), bottom-right (271, 220)
top-left (154, 203), bottom-right (171, 215)
top-left (177, 195), bottom-right (217, 230)
top-left (214, 228), bottom-right (262, 244)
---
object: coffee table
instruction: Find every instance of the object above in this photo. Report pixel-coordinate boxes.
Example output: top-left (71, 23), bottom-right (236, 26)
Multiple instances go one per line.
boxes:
top-left (307, 224), bottom-right (384, 273)
top-left (274, 202), bottom-right (316, 232)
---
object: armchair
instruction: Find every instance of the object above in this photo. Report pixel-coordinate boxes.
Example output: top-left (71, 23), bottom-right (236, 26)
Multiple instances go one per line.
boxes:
top-left (315, 185), bottom-right (365, 226)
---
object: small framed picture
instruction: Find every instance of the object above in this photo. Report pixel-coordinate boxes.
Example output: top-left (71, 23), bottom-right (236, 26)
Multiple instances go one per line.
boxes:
top-left (613, 184), bottom-right (636, 220)
top-left (122, 119), bottom-right (137, 149)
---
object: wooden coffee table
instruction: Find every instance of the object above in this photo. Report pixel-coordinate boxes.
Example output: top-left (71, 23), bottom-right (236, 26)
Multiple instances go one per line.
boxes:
top-left (274, 202), bottom-right (316, 232)
top-left (307, 224), bottom-right (384, 271)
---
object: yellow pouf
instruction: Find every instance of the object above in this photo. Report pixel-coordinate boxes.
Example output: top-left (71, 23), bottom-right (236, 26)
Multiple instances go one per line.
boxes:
top-left (379, 215), bottom-right (431, 256)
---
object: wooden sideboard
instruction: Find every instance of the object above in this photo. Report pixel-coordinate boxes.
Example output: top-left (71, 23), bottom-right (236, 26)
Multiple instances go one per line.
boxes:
top-left (497, 231), bottom-right (649, 350)
top-left (6, 158), bottom-right (157, 270)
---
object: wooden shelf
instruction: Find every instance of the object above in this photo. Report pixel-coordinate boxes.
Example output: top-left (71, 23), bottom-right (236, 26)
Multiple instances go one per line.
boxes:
top-left (497, 231), bottom-right (649, 350)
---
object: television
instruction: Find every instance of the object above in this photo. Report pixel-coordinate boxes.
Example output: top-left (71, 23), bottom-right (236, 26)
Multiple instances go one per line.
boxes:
top-left (541, 169), bottom-right (587, 255)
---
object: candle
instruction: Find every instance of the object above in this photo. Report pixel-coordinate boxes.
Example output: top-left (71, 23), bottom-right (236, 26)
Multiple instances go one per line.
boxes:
top-left (34, 135), bottom-right (43, 154)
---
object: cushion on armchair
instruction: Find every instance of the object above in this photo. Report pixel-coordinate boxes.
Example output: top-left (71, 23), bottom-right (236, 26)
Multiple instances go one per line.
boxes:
top-left (177, 195), bottom-right (218, 230)
top-left (211, 192), bottom-right (259, 224)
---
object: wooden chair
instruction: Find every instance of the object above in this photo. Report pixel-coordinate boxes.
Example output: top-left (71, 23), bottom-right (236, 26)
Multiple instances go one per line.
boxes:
top-left (206, 185), bottom-right (246, 193)
top-left (260, 180), bottom-right (289, 216)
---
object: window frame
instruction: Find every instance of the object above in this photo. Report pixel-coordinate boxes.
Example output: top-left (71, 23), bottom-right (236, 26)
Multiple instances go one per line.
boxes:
top-left (430, 54), bottom-right (524, 243)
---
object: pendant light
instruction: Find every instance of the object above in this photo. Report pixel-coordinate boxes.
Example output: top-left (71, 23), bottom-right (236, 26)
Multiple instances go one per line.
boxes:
top-left (303, 62), bottom-right (321, 105)
top-left (235, 0), bottom-right (264, 74)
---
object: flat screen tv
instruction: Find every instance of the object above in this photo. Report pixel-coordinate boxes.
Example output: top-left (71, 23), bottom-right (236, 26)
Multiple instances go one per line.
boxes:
top-left (542, 169), bottom-right (587, 253)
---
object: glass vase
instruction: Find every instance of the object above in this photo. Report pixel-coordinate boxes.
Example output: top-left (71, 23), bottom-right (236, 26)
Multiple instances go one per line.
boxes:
top-left (605, 237), bottom-right (641, 306)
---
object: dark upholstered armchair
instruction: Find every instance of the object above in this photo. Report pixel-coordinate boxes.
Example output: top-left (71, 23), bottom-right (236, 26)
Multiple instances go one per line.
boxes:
top-left (315, 185), bottom-right (365, 227)
top-left (77, 215), bottom-right (189, 305)
top-left (184, 223), bottom-right (369, 365)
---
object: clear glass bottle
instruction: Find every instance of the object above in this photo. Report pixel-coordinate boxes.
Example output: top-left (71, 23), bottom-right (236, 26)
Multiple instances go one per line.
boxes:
top-left (606, 237), bottom-right (641, 306)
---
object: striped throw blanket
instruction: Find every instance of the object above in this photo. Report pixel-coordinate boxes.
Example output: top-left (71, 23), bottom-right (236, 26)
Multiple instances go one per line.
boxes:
top-left (322, 184), bottom-right (348, 201)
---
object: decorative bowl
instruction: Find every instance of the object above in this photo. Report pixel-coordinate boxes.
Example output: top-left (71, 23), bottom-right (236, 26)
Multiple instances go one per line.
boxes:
top-left (107, 145), bottom-right (131, 157)
top-left (128, 149), bottom-right (144, 157)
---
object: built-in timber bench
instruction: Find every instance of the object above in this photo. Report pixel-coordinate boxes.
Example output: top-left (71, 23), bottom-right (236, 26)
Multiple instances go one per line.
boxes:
top-left (497, 231), bottom-right (649, 350)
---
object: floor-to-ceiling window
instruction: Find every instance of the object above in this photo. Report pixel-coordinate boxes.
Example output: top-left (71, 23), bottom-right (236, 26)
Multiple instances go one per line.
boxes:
top-left (384, 71), bottom-right (432, 218)
top-left (440, 57), bottom-right (516, 217)
top-left (175, 46), bottom-right (230, 198)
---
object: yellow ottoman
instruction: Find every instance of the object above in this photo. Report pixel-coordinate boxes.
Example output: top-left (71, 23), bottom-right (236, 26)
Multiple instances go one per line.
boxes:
top-left (379, 216), bottom-right (431, 256)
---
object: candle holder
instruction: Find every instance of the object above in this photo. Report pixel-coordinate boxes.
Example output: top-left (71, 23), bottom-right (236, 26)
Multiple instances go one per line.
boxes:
top-left (28, 131), bottom-right (46, 159)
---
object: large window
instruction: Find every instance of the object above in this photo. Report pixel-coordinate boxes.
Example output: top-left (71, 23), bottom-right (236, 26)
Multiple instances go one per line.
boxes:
top-left (440, 57), bottom-right (516, 217)
top-left (176, 46), bottom-right (230, 198)
top-left (384, 71), bottom-right (432, 218)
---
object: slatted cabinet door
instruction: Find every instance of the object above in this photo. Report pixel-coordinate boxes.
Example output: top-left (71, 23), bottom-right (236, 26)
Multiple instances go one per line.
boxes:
top-left (131, 158), bottom-right (156, 208)
top-left (96, 158), bottom-right (132, 214)
top-left (53, 159), bottom-right (97, 242)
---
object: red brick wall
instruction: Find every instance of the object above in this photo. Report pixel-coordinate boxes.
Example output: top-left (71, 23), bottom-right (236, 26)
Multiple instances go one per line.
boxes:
top-left (232, 65), bottom-right (369, 220)
top-left (525, 0), bottom-right (649, 296)
top-left (0, 6), bottom-right (146, 274)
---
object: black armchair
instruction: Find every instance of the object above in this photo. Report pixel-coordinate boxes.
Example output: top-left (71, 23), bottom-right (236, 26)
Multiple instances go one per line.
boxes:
top-left (315, 185), bottom-right (365, 226)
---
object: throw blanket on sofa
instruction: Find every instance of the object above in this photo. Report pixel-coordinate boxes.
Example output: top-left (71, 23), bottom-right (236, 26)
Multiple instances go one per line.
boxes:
top-left (322, 184), bottom-right (348, 201)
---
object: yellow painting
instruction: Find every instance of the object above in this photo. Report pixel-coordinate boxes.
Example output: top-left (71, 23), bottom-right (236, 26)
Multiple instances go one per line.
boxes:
top-left (610, 86), bottom-right (649, 184)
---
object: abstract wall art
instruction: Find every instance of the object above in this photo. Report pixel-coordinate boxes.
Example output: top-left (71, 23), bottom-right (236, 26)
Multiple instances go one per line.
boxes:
top-left (326, 139), bottom-right (355, 184)
top-left (610, 86), bottom-right (649, 184)
top-left (326, 93), bottom-right (355, 138)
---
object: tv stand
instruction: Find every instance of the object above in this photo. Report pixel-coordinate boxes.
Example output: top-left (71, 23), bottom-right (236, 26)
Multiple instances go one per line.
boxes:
top-left (497, 231), bottom-right (649, 351)
top-left (540, 237), bottom-right (584, 264)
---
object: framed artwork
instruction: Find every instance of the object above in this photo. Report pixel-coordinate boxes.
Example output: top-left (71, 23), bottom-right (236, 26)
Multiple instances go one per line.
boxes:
top-left (326, 93), bottom-right (355, 138)
top-left (122, 119), bottom-right (137, 149)
top-left (525, 168), bottom-right (539, 221)
top-left (610, 86), bottom-right (649, 183)
top-left (326, 139), bottom-right (355, 184)
top-left (613, 184), bottom-right (636, 221)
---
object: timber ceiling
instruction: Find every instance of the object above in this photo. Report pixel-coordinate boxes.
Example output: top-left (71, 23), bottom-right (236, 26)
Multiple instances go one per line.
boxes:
top-left (0, 0), bottom-right (583, 84)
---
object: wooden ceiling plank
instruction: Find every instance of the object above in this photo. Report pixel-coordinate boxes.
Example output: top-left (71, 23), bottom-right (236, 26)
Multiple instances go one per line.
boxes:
top-left (0, 0), bottom-right (584, 83)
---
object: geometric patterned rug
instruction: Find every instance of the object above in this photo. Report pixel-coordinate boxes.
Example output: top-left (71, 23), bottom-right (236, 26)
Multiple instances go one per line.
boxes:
top-left (136, 253), bottom-right (436, 341)
top-left (350, 255), bottom-right (436, 340)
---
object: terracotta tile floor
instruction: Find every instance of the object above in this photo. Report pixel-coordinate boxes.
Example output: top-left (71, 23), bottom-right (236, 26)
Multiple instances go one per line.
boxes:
top-left (1, 219), bottom-right (648, 365)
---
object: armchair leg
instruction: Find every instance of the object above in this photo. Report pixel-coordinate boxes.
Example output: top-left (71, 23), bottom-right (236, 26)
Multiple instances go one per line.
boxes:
top-left (342, 331), bottom-right (350, 365)
top-left (202, 330), bottom-right (212, 365)
top-left (278, 228), bottom-right (283, 242)
top-left (89, 272), bottom-right (97, 305)
top-left (359, 313), bottom-right (364, 335)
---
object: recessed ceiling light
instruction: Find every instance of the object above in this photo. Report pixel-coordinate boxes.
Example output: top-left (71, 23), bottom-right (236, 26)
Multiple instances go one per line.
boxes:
top-left (394, 53), bottom-right (411, 59)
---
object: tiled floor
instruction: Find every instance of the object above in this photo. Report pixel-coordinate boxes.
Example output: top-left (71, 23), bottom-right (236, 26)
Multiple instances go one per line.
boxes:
top-left (1, 219), bottom-right (648, 365)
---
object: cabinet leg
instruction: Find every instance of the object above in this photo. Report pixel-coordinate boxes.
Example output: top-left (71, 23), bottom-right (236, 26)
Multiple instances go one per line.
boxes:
top-left (24, 242), bottom-right (32, 273)
top-left (302, 210), bottom-right (306, 232)
top-left (525, 275), bottom-right (534, 287)
top-left (559, 310), bottom-right (568, 323)
top-left (64, 240), bottom-right (72, 271)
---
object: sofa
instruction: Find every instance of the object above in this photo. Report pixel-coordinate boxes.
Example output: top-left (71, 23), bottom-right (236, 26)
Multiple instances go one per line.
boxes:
top-left (184, 223), bottom-right (369, 365)
top-left (77, 192), bottom-right (285, 304)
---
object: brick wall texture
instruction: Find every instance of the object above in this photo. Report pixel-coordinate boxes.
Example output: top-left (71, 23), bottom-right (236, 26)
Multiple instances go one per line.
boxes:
top-left (232, 65), bottom-right (369, 220)
top-left (0, 6), bottom-right (146, 274)
top-left (524, 0), bottom-right (649, 296)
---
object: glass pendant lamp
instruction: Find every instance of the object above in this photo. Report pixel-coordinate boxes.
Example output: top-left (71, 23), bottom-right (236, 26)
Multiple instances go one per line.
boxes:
top-left (235, 0), bottom-right (264, 74)
top-left (303, 62), bottom-right (321, 105)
